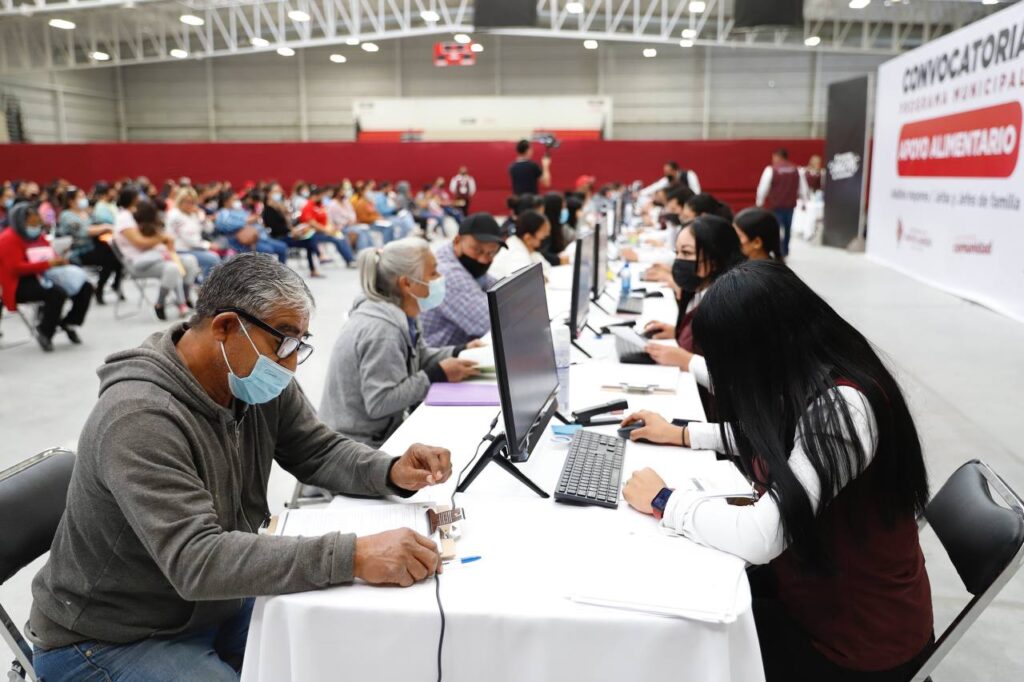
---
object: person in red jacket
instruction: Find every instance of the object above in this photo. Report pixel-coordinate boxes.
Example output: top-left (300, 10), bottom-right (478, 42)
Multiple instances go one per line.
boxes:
top-left (0, 203), bottom-right (94, 351)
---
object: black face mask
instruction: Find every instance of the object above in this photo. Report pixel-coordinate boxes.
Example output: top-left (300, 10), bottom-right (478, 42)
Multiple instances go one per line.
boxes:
top-left (458, 252), bottom-right (492, 279)
top-left (672, 258), bottom-right (703, 292)
top-left (664, 213), bottom-right (682, 227)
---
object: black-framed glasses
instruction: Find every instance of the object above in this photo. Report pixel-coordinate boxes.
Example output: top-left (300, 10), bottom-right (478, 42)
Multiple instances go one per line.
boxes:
top-left (216, 307), bottom-right (314, 364)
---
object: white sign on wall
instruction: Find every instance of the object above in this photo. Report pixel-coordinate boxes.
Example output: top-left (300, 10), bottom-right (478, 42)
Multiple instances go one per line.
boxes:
top-left (353, 96), bottom-right (611, 141)
top-left (867, 2), bottom-right (1024, 322)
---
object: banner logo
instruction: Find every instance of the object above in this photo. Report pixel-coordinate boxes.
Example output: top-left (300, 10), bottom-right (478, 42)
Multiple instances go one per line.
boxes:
top-left (897, 101), bottom-right (1022, 177)
top-left (953, 240), bottom-right (993, 254)
top-left (828, 152), bottom-right (861, 181)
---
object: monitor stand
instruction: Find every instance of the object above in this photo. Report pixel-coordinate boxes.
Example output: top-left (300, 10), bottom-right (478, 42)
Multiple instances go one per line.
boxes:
top-left (455, 433), bottom-right (549, 498)
top-left (571, 339), bottom-right (592, 359)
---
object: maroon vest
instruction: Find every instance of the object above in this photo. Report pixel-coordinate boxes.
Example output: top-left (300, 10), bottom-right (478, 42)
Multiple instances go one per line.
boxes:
top-left (757, 381), bottom-right (933, 671)
top-left (767, 162), bottom-right (800, 209)
top-left (805, 168), bottom-right (823, 193)
top-left (676, 306), bottom-right (700, 354)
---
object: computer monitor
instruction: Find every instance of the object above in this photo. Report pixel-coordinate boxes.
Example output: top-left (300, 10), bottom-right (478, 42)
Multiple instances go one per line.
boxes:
top-left (488, 263), bottom-right (559, 463)
top-left (568, 230), bottom-right (594, 341)
top-left (591, 216), bottom-right (608, 301)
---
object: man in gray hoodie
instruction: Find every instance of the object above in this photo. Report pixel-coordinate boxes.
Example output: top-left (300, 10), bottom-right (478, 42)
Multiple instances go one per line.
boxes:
top-left (27, 253), bottom-right (451, 681)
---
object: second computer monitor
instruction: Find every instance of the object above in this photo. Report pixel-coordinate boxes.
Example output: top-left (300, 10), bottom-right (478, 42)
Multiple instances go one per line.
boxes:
top-left (487, 263), bottom-right (560, 463)
top-left (591, 217), bottom-right (608, 301)
top-left (569, 230), bottom-right (594, 341)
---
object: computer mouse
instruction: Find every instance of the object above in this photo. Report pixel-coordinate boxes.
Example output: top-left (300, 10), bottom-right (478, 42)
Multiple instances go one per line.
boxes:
top-left (641, 328), bottom-right (659, 339)
top-left (645, 291), bottom-right (665, 299)
top-left (617, 421), bottom-right (649, 442)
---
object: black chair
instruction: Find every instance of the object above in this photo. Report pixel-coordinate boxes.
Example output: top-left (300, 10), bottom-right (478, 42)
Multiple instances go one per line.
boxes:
top-left (911, 459), bottom-right (1024, 681)
top-left (0, 448), bottom-right (76, 682)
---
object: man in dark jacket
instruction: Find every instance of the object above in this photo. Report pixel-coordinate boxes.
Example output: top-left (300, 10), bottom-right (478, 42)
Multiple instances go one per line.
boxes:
top-left (28, 253), bottom-right (451, 680)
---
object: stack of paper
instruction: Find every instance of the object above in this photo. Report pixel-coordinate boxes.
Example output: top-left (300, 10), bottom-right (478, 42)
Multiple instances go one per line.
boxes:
top-left (566, 532), bottom-right (750, 623)
top-left (457, 345), bottom-right (496, 373)
top-left (275, 503), bottom-right (432, 541)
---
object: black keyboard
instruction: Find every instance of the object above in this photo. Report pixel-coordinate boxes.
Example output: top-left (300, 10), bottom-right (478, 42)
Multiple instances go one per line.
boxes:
top-left (555, 430), bottom-right (626, 509)
top-left (607, 327), bottom-right (655, 364)
top-left (616, 295), bottom-right (644, 315)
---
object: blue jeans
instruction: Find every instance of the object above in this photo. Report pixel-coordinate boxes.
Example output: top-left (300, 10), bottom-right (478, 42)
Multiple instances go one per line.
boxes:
top-left (773, 207), bottom-right (795, 257)
top-left (312, 232), bottom-right (355, 264)
top-left (178, 249), bottom-right (221, 280)
top-left (343, 225), bottom-right (373, 251)
top-left (229, 237), bottom-right (288, 264)
top-left (33, 599), bottom-right (254, 682)
top-left (281, 235), bottom-right (320, 272)
top-left (369, 222), bottom-right (396, 244)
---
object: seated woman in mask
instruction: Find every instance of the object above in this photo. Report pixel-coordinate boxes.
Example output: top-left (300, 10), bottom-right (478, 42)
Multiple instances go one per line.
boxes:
top-left (319, 238), bottom-right (480, 448)
top-left (641, 215), bottom-right (745, 374)
top-left (0, 202), bottom-right (94, 351)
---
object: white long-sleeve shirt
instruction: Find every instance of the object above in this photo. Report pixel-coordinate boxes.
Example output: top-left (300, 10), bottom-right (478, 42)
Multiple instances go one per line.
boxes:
top-left (487, 235), bottom-right (550, 280)
top-left (755, 165), bottom-right (811, 208)
top-left (638, 171), bottom-right (701, 199)
top-left (662, 386), bottom-right (878, 566)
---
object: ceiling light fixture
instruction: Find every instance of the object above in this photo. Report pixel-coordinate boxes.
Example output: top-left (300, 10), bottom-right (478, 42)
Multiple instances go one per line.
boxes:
top-left (420, 10), bottom-right (440, 22)
top-left (583, 39), bottom-right (599, 50)
top-left (688, 1), bottom-right (706, 13)
top-left (643, 48), bottom-right (657, 58)
top-left (566, 1), bottom-right (584, 14)
top-left (179, 14), bottom-right (205, 27)
top-left (251, 37), bottom-right (270, 47)
top-left (681, 28), bottom-right (696, 39)
top-left (361, 42), bottom-right (380, 52)
top-left (170, 48), bottom-right (188, 59)
top-left (330, 53), bottom-right (347, 63)
top-left (277, 46), bottom-right (296, 56)
top-left (91, 51), bottom-right (110, 61)
top-left (471, 43), bottom-right (484, 53)
top-left (679, 39), bottom-right (694, 48)
top-left (454, 33), bottom-right (472, 44)
top-left (804, 36), bottom-right (821, 47)
top-left (287, 10), bottom-right (311, 22)
top-left (848, 0), bottom-right (871, 9)
top-left (48, 18), bottom-right (76, 30)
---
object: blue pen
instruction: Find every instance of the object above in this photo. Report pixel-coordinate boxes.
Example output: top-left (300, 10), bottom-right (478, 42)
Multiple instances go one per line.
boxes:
top-left (459, 555), bottom-right (482, 564)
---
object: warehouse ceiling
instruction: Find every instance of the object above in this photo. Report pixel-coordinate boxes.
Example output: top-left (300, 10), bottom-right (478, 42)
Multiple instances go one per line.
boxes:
top-left (0, 0), bottom-right (1015, 71)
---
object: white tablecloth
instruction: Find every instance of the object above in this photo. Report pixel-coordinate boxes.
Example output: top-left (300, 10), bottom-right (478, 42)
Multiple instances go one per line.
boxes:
top-left (241, 270), bottom-right (765, 682)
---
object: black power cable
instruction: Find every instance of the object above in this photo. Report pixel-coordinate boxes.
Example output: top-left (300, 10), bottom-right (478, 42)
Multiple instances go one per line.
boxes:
top-left (434, 411), bottom-right (501, 682)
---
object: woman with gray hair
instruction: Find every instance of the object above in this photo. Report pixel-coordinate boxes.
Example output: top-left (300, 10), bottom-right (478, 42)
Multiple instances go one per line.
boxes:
top-left (319, 237), bottom-right (479, 448)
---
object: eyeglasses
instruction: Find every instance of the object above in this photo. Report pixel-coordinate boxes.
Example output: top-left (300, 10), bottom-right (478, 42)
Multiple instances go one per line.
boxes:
top-left (216, 307), bottom-right (314, 365)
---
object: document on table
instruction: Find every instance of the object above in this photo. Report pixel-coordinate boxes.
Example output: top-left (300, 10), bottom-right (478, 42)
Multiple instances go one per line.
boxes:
top-left (566, 532), bottom-right (749, 624)
top-left (275, 503), bottom-right (433, 542)
top-left (599, 363), bottom-right (680, 392)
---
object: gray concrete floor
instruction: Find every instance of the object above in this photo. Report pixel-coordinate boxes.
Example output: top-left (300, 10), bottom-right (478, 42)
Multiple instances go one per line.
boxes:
top-left (2, 242), bottom-right (1022, 678)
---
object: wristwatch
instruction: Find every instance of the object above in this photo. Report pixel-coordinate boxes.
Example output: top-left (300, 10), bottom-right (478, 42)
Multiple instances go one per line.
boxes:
top-left (651, 487), bottom-right (675, 520)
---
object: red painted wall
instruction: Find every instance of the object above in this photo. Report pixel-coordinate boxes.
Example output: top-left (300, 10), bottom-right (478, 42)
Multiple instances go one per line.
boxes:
top-left (2, 139), bottom-right (823, 214)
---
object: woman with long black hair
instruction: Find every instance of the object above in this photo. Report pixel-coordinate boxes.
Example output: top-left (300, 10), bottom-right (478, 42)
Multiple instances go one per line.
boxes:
top-left (642, 214), bottom-right (744, 369)
top-left (539, 192), bottom-right (571, 266)
top-left (734, 207), bottom-right (785, 262)
top-left (623, 260), bottom-right (933, 681)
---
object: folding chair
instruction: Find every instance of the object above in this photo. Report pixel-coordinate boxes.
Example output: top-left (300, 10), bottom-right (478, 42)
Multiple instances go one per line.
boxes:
top-left (1, 448), bottom-right (76, 682)
top-left (108, 240), bottom-right (155, 319)
top-left (911, 459), bottom-right (1024, 681)
top-left (0, 284), bottom-right (44, 351)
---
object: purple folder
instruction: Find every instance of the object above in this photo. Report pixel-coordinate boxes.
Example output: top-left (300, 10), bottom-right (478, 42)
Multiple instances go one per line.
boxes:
top-left (425, 383), bottom-right (501, 406)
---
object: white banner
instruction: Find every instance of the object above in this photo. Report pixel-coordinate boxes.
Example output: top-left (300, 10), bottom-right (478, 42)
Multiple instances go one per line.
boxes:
top-left (866, 3), bottom-right (1024, 323)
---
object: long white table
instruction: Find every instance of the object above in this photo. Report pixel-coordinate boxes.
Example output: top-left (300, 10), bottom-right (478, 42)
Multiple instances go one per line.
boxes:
top-left (241, 267), bottom-right (765, 682)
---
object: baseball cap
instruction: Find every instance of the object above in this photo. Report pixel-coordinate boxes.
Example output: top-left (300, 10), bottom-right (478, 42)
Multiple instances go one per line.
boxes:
top-left (575, 174), bottom-right (596, 190)
top-left (459, 213), bottom-right (507, 247)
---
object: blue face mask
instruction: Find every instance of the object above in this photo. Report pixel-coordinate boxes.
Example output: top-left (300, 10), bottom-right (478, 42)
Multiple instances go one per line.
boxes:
top-left (220, 322), bottom-right (294, 404)
top-left (3, 198), bottom-right (13, 209)
top-left (77, 197), bottom-right (90, 210)
top-left (559, 208), bottom-right (569, 224)
top-left (412, 276), bottom-right (446, 313)
top-left (24, 227), bottom-right (42, 240)
top-left (322, 197), bottom-right (333, 207)
top-left (270, 191), bottom-right (283, 203)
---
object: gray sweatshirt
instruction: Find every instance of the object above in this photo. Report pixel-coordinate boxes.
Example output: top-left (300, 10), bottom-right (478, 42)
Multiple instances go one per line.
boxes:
top-left (28, 323), bottom-right (404, 650)
top-left (319, 297), bottom-right (454, 448)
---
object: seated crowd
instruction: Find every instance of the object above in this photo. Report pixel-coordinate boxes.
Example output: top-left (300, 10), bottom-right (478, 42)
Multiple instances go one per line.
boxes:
top-left (3, 159), bottom-right (933, 682)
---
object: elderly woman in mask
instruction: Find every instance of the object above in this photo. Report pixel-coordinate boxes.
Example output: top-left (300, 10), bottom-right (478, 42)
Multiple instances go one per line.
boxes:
top-left (319, 238), bottom-right (480, 448)
top-left (0, 202), bottom-right (94, 351)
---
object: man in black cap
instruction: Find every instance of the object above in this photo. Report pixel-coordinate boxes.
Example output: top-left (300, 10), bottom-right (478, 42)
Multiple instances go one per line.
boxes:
top-left (421, 213), bottom-right (507, 347)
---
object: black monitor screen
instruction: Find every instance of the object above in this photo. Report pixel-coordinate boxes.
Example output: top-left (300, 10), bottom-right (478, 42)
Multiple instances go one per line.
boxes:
top-left (569, 230), bottom-right (593, 340)
top-left (592, 217), bottom-right (608, 300)
top-left (488, 264), bottom-right (559, 459)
